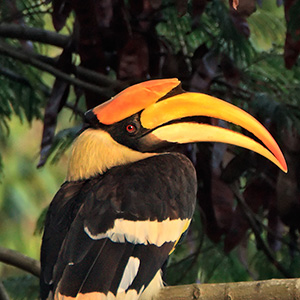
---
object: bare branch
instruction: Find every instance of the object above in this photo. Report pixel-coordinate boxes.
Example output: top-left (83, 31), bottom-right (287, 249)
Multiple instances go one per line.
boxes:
top-left (0, 246), bottom-right (40, 278)
top-left (0, 23), bottom-right (69, 48)
top-left (0, 246), bottom-right (299, 300)
top-left (159, 278), bottom-right (300, 300)
top-left (0, 42), bottom-right (111, 98)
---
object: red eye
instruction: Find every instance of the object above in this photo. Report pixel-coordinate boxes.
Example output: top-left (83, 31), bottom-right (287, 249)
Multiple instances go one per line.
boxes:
top-left (126, 124), bottom-right (137, 134)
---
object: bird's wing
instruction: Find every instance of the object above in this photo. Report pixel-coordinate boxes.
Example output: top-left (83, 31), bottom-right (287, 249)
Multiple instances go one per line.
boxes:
top-left (40, 180), bottom-right (88, 299)
top-left (46, 153), bottom-right (197, 300)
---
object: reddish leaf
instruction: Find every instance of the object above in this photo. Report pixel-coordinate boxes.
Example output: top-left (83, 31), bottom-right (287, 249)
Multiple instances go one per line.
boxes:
top-left (224, 177), bottom-right (274, 252)
top-left (117, 34), bottom-right (149, 80)
top-left (149, 0), bottom-right (162, 9)
top-left (210, 122), bottom-right (235, 234)
top-left (220, 55), bottom-right (241, 86)
top-left (94, 0), bottom-right (114, 28)
top-left (176, 0), bottom-right (188, 17)
top-left (223, 201), bottom-right (249, 253)
top-left (267, 195), bottom-right (284, 252)
top-left (192, 0), bottom-right (208, 17)
top-left (230, 0), bottom-right (256, 16)
top-left (129, 0), bottom-right (159, 31)
top-left (52, 0), bottom-right (72, 32)
top-left (147, 36), bottom-right (166, 78)
top-left (71, 0), bottom-right (110, 108)
top-left (284, 32), bottom-right (300, 69)
top-left (196, 131), bottom-right (234, 243)
top-left (276, 152), bottom-right (300, 230)
top-left (196, 144), bottom-right (224, 243)
top-left (221, 151), bottom-right (253, 184)
top-left (284, 0), bottom-right (300, 68)
top-left (230, 0), bottom-right (239, 10)
top-left (129, 0), bottom-right (148, 14)
top-left (211, 173), bottom-right (234, 233)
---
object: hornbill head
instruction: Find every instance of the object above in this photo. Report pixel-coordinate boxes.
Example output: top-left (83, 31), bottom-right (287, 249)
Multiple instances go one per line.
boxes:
top-left (67, 78), bottom-right (287, 181)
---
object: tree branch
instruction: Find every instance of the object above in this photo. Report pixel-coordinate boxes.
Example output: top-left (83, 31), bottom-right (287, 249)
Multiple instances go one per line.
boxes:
top-left (159, 278), bottom-right (300, 300)
top-left (1, 246), bottom-right (300, 300)
top-left (0, 41), bottom-right (129, 98)
top-left (0, 23), bottom-right (69, 48)
top-left (230, 183), bottom-right (292, 278)
top-left (0, 246), bottom-right (40, 278)
top-left (0, 41), bottom-right (111, 98)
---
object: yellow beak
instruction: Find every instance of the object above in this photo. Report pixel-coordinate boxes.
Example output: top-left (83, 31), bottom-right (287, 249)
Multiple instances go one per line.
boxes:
top-left (89, 78), bottom-right (287, 173)
top-left (140, 92), bottom-right (287, 173)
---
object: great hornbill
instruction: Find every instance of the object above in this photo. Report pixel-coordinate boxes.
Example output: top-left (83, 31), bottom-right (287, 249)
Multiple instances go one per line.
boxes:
top-left (40, 78), bottom-right (287, 300)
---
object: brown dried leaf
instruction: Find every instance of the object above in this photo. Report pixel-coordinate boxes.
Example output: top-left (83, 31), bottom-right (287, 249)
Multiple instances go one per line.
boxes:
top-left (52, 0), bottom-right (72, 32)
top-left (220, 55), bottom-right (241, 86)
top-left (176, 0), bottom-right (188, 17)
top-left (149, 0), bottom-right (162, 9)
top-left (224, 177), bottom-right (274, 252)
top-left (284, 0), bottom-right (300, 68)
top-left (196, 144), bottom-right (224, 243)
top-left (231, 0), bottom-right (239, 10)
top-left (117, 34), bottom-right (149, 80)
top-left (211, 174), bottom-right (234, 233)
top-left (192, 0), bottom-right (208, 17)
top-left (284, 32), bottom-right (300, 69)
top-left (267, 196), bottom-right (284, 252)
top-left (38, 47), bottom-right (72, 167)
top-left (221, 151), bottom-right (253, 184)
top-left (276, 152), bottom-right (300, 229)
top-left (230, 0), bottom-right (256, 16)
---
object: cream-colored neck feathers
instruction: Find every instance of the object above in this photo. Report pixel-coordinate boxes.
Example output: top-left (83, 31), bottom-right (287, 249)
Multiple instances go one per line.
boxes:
top-left (67, 128), bottom-right (155, 181)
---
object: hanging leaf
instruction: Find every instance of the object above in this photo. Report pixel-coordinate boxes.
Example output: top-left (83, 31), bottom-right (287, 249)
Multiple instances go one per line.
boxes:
top-left (192, 0), bottom-right (208, 17)
top-left (221, 151), bottom-right (253, 184)
top-left (150, 0), bottom-right (162, 10)
top-left (52, 0), bottom-right (72, 32)
top-left (232, 0), bottom-right (256, 17)
top-left (267, 196), bottom-right (284, 252)
top-left (224, 177), bottom-right (274, 253)
top-left (196, 143), bottom-right (224, 243)
top-left (230, 0), bottom-right (239, 10)
top-left (38, 46), bottom-right (73, 167)
top-left (276, 128), bottom-right (300, 230)
top-left (117, 34), bottom-right (149, 80)
top-left (176, 0), bottom-right (188, 17)
top-left (211, 173), bottom-right (234, 233)
top-left (220, 54), bottom-right (241, 86)
top-left (284, 0), bottom-right (300, 68)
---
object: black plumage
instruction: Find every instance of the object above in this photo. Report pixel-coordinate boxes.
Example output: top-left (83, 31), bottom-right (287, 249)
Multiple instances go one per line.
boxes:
top-left (40, 153), bottom-right (197, 299)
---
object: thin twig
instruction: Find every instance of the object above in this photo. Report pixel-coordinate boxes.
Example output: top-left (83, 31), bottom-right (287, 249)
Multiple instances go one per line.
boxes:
top-left (0, 42), bottom-right (110, 98)
top-left (0, 41), bottom-right (127, 95)
top-left (230, 183), bottom-right (292, 278)
top-left (0, 282), bottom-right (10, 300)
top-left (0, 23), bottom-right (69, 48)
top-left (0, 246), bottom-right (40, 278)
